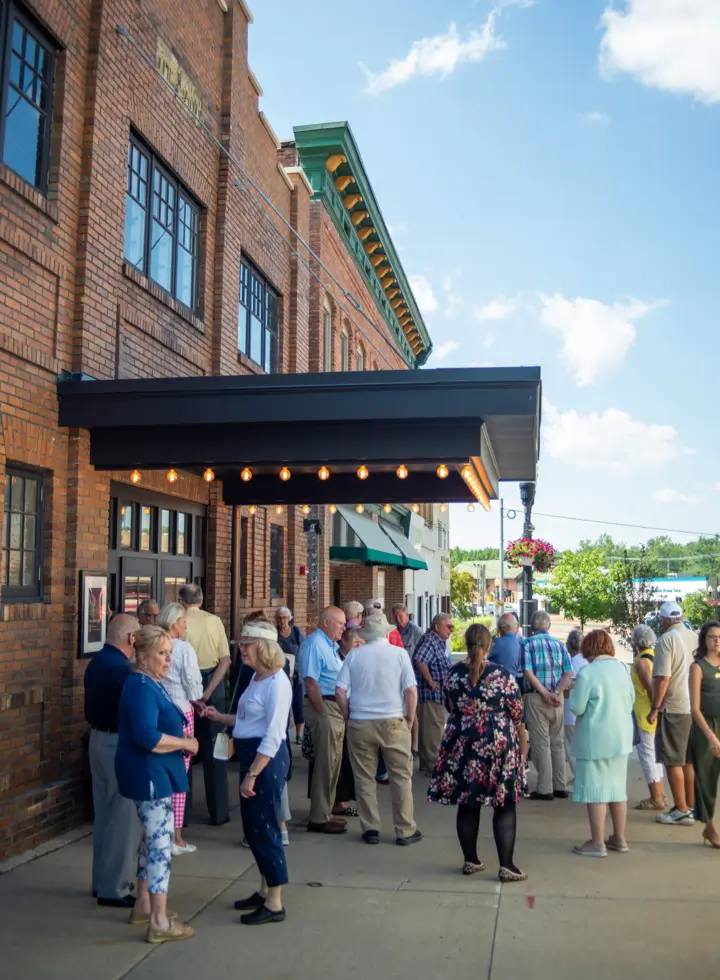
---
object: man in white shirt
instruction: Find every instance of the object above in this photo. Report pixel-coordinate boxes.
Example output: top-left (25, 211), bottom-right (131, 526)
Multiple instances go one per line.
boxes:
top-left (336, 613), bottom-right (420, 847)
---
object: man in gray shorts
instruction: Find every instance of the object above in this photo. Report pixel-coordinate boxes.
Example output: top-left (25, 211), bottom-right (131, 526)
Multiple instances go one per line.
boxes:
top-left (647, 601), bottom-right (697, 826)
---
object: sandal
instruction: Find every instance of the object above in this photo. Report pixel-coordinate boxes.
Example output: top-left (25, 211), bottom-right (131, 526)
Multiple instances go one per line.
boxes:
top-left (498, 867), bottom-right (528, 882)
top-left (145, 921), bottom-right (194, 944)
top-left (634, 798), bottom-right (665, 811)
top-left (462, 861), bottom-right (485, 875)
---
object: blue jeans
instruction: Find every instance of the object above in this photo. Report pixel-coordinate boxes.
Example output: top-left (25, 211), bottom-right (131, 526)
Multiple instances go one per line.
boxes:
top-left (235, 738), bottom-right (290, 887)
top-left (134, 798), bottom-right (173, 894)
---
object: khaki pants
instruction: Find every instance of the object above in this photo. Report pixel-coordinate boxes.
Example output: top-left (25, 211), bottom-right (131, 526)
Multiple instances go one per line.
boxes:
top-left (524, 692), bottom-right (567, 795)
top-left (417, 701), bottom-right (446, 773)
top-left (305, 699), bottom-right (345, 824)
top-left (347, 717), bottom-right (416, 838)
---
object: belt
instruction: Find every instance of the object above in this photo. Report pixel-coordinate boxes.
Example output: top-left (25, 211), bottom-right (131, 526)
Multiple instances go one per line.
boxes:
top-left (91, 727), bottom-right (117, 734)
top-left (321, 694), bottom-right (337, 702)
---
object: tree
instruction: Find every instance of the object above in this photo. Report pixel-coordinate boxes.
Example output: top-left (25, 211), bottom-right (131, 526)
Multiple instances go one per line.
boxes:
top-left (536, 548), bottom-right (614, 629)
top-left (609, 547), bottom-right (659, 639)
top-left (450, 546), bottom-right (497, 567)
top-left (682, 591), bottom-right (717, 628)
top-left (450, 568), bottom-right (475, 619)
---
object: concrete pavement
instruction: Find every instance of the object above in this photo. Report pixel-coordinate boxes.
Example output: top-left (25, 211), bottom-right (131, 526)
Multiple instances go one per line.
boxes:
top-left (1, 755), bottom-right (717, 980)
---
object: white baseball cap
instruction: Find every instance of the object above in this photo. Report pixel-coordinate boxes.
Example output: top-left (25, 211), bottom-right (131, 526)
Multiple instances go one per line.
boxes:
top-left (659, 601), bottom-right (682, 620)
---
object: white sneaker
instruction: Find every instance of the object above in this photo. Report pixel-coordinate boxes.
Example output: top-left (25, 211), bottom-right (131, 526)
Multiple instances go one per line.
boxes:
top-left (655, 808), bottom-right (695, 826)
top-left (171, 842), bottom-right (197, 855)
top-left (281, 830), bottom-right (290, 847)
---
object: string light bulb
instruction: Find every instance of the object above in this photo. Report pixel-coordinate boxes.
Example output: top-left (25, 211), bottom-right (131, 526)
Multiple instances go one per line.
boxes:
top-left (241, 467), bottom-right (252, 482)
top-left (461, 465), bottom-right (472, 481)
top-left (383, 504), bottom-right (392, 514)
top-left (355, 504), bottom-right (365, 514)
top-left (301, 504), bottom-right (311, 515)
top-left (439, 503), bottom-right (448, 513)
top-left (411, 503), bottom-right (420, 513)
top-left (357, 465), bottom-right (369, 480)
top-left (279, 467), bottom-right (291, 482)
top-left (436, 464), bottom-right (449, 479)
top-left (276, 504), bottom-right (284, 514)
top-left (248, 505), bottom-right (257, 516)
top-left (203, 468), bottom-right (215, 483)
top-left (467, 503), bottom-right (475, 513)
top-left (396, 464), bottom-right (408, 480)
top-left (318, 466), bottom-right (330, 481)
top-left (166, 469), bottom-right (178, 484)
top-left (328, 504), bottom-right (337, 514)
top-left (130, 469), bottom-right (141, 485)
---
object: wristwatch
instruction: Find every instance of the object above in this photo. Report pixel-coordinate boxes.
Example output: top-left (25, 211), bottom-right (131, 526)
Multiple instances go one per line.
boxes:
top-left (247, 771), bottom-right (259, 779)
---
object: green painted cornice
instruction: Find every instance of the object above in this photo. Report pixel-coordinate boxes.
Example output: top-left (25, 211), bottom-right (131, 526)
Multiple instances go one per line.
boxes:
top-left (293, 122), bottom-right (433, 368)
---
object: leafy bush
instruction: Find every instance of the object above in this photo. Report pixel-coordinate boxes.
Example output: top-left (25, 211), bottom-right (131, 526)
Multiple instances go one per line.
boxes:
top-left (450, 616), bottom-right (495, 652)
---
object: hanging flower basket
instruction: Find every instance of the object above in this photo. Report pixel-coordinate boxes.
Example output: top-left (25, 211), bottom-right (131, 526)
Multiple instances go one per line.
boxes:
top-left (505, 537), bottom-right (555, 573)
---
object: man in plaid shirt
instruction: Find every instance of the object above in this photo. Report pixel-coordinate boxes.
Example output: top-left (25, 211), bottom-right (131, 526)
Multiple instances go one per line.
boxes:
top-left (520, 610), bottom-right (573, 800)
top-left (413, 613), bottom-right (454, 774)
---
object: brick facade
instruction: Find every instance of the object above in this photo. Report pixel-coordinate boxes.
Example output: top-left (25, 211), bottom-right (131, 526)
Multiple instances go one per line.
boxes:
top-left (0, 0), bottom-right (420, 860)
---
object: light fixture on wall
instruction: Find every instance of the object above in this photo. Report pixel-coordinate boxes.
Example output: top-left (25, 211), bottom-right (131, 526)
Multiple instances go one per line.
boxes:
top-left (279, 467), bottom-right (291, 481)
top-left (241, 467), bottom-right (252, 482)
top-left (130, 469), bottom-right (142, 484)
top-left (276, 504), bottom-right (284, 514)
top-left (301, 504), bottom-right (311, 515)
top-left (203, 468), bottom-right (215, 483)
top-left (467, 503), bottom-right (475, 513)
top-left (383, 504), bottom-right (392, 514)
top-left (357, 465), bottom-right (369, 480)
top-left (318, 466), bottom-right (330, 481)
top-left (436, 464), bottom-right (449, 479)
top-left (396, 464), bottom-right (408, 480)
top-left (248, 505), bottom-right (257, 516)
top-left (166, 469), bottom-right (178, 484)
top-left (328, 504), bottom-right (337, 514)
top-left (355, 504), bottom-right (365, 514)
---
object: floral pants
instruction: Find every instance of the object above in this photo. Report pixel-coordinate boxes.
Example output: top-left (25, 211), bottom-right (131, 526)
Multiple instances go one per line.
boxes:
top-left (134, 798), bottom-right (173, 894)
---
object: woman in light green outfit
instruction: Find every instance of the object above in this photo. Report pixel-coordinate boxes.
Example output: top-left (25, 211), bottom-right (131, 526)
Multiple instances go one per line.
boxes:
top-left (569, 630), bottom-right (635, 858)
top-left (688, 621), bottom-right (720, 849)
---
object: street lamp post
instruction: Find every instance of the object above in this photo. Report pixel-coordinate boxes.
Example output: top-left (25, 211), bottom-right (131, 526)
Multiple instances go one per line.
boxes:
top-left (519, 482), bottom-right (536, 638)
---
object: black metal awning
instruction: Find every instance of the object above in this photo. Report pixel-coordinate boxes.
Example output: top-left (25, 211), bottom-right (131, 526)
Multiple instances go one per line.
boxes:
top-left (56, 367), bottom-right (541, 506)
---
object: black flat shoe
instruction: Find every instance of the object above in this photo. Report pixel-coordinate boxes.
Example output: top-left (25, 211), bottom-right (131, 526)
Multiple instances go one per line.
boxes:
top-left (362, 830), bottom-right (380, 844)
top-left (234, 891), bottom-right (265, 910)
top-left (553, 790), bottom-right (570, 799)
top-left (529, 792), bottom-right (554, 801)
top-left (240, 905), bottom-right (286, 925)
top-left (396, 829), bottom-right (423, 846)
top-left (97, 895), bottom-right (135, 908)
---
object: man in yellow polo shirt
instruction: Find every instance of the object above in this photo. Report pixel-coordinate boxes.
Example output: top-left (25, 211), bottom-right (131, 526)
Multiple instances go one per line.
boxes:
top-left (179, 584), bottom-right (231, 825)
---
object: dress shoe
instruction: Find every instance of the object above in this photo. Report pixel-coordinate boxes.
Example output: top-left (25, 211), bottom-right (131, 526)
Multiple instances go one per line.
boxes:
top-left (362, 830), bottom-right (380, 845)
top-left (234, 891), bottom-right (265, 911)
top-left (97, 894), bottom-right (135, 908)
top-left (307, 820), bottom-right (347, 834)
top-left (396, 829), bottom-right (423, 846)
top-left (529, 792), bottom-right (554, 801)
top-left (240, 905), bottom-right (286, 925)
top-left (553, 790), bottom-right (570, 799)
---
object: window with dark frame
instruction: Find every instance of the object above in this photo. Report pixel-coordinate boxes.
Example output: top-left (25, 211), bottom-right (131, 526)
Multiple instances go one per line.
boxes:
top-left (124, 133), bottom-right (201, 311)
top-left (2, 466), bottom-right (43, 601)
top-left (269, 524), bottom-right (283, 598)
top-left (0, 3), bottom-right (55, 192)
top-left (238, 258), bottom-right (279, 372)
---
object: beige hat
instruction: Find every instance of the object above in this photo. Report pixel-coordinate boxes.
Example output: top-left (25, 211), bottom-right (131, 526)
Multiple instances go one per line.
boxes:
top-left (363, 597), bottom-right (384, 612)
top-left (362, 613), bottom-right (394, 642)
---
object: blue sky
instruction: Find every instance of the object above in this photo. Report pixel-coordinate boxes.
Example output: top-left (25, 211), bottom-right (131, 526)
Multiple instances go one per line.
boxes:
top-left (248, 0), bottom-right (720, 553)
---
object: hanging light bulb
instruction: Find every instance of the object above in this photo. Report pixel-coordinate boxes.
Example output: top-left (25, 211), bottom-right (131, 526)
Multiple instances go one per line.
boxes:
top-left (166, 469), bottom-right (178, 484)
top-left (396, 464), bottom-right (408, 480)
top-left (467, 503), bottom-right (475, 513)
top-left (203, 468), bottom-right (215, 483)
top-left (276, 504), bottom-right (284, 514)
top-left (355, 504), bottom-right (365, 514)
top-left (411, 503), bottom-right (420, 513)
top-left (461, 465), bottom-right (472, 481)
top-left (279, 467), bottom-right (291, 481)
top-left (439, 503), bottom-right (448, 513)
top-left (383, 504), bottom-right (392, 514)
top-left (436, 464), bottom-right (449, 479)
top-left (241, 467), bottom-right (252, 482)
top-left (357, 465), bottom-right (369, 480)
top-left (301, 504), bottom-right (311, 515)
top-left (130, 469), bottom-right (141, 485)
top-left (248, 505), bottom-right (257, 516)
top-left (328, 504), bottom-right (337, 514)
top-left (318, 466), bottom-right (330, 481)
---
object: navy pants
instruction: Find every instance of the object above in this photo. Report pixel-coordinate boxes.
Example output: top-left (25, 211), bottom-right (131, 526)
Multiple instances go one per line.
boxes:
top-left (235, 737), bottom-right (289, 887)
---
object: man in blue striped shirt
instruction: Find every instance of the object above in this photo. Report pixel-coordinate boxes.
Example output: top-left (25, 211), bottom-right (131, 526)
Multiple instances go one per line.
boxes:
top-left (520, 610), bottom-right (573, 800)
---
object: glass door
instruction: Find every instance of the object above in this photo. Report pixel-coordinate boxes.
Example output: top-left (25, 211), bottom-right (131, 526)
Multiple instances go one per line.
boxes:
top-left (121, 557), bottom-right (157, 614)
top-left (161, 559), bottom-right (192, 606)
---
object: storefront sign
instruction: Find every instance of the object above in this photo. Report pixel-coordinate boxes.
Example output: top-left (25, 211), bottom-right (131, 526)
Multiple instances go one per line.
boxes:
top-left (156, 38), bottom-right (202, 118)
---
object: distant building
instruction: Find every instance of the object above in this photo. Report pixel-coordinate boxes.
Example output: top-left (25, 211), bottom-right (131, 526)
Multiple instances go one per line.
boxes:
top-left (633, 576), bottom-right (708, 603)
top-left (454, 560), bottom-right (523, 609)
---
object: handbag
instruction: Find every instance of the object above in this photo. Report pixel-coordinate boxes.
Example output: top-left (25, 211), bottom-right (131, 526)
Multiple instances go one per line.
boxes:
top-left (631, 710), bottom-right (641, 747)
top-left (213, 731), bottom-right (235, 760)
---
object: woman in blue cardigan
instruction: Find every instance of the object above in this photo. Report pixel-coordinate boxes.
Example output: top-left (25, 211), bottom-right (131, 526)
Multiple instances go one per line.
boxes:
top-left (116, 625), bottom-right (199, 943)
top-left (568, 630), bottom-right (635, 858)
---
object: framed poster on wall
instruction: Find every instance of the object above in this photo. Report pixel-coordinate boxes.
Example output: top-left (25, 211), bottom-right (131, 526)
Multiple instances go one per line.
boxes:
top-left (79, 571), bottom-right (108, 658)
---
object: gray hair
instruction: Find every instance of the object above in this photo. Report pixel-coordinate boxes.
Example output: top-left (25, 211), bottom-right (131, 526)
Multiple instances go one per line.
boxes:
top-left (497, 613), bottom-right (517, 634)
top-left (137, 599), bottom-right (158, 615)
top-left (178, 583), bottom-right (203, 607)
top-left (432, 612), bottom-right (452, 630)
top-left (530, 610), bottom-right (552, 632)
top-left (566, 629), bottom-right (584, 655)
top-left (276, 606), bottom-right (293, 619)
top-left (157, 602), bottom-right (186, 632)
top-left (632, 624), bottom-right (657, 652)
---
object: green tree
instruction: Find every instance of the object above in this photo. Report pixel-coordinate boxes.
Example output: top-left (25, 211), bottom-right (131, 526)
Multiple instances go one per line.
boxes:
top-left (682, 590), bottom-right (717, 628)
top-left (450, 546), bottom-right (498, 567)
top-left (450, 568), bottom-right (476, 619)
top-left (609, 547), bottom-right (659, 639)
top-left (537, 548), bottom-right (614, 629)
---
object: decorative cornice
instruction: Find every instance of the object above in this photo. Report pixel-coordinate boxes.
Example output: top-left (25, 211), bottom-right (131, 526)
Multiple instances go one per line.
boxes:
top-left (248, 67), bottom-right (263, 96)
top-left (276, 163), bottom-right (294, 191)
top-left (259, 111), bottom-right (280, 150)
top-left (284, 165), bottom-right (314, 196)
top-left (292, 121), bottom-right (432, 367)
top-left (237, 0), bottom-right (254, 24)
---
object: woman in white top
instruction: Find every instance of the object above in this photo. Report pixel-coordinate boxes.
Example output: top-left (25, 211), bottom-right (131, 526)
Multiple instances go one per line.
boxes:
top-left (206, 619), bottom-right (291, 926)
top-left (157, 602), bottom-right (203, 855)
top-left (564, 630), bottom-right (587, 778)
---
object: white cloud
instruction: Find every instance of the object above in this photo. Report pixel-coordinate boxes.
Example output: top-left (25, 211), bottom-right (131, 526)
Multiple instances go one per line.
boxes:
top-left (543, 400), bottom-right (694, 472)
top-left (433, 341), bottom-right (460, 362)
top-left (360, 15), bottom-right (505, 96)
top-left (600, 0), bottom-right (720, 105)
top-left (475, 296), bottom-right (521, 320)
top-left (584, 110), bottom-right (611, 124)
top-left (442, 274), bottom-right (463, 318)
top-left (408, 274), bottom-right (438, 315)
top-left (654, 488), bottom-right (702, 505)
top-left (539, 293), bottom-right (668, 386)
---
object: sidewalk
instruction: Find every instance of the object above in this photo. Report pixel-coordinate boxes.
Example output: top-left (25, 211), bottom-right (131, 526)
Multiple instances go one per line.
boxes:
top-left (1, 756), bottom-right (716, 980)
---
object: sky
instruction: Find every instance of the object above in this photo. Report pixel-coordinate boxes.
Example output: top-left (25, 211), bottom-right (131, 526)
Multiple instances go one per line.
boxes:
top-left (248, 0), bottom-right (720, 555)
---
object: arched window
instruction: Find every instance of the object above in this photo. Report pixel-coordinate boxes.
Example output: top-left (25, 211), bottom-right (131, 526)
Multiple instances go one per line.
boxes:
top-left (323, 297), bottom-right (333, 371)
top-left (341, 326), bottom-right (350, 372)
top-left (356, 345), bottom-right (365, 372)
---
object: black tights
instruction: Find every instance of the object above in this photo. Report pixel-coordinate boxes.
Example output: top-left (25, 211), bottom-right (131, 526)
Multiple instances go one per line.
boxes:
top-left (456, 801), bottom-right (518, 871)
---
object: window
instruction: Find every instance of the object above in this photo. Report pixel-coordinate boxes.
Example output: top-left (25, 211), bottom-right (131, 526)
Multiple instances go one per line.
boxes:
top-left (2, 466), bottom-right (43, 600)
top-left (139, 506), bottom-right (154, 551)
top-left (0, 4), bottom-right (55, 191)
top-left (269, 524), bottom-right (283, 598)
top-left (356, 345), bottom-right (365, 372)
top-left (160, 509), bottom-right (171, 553)
top-left (341, 327), bottom-right (349, 372)
top-left (119, 503), bottom-right (135, 549)
top-left (238, 259), bottom-right (279, 372)
top-left (124, 134), bottom-right (200, 311)
top-left (323, 298), bottom-right (332, 371)
top-left (176, 513), bottom-right (189, 555)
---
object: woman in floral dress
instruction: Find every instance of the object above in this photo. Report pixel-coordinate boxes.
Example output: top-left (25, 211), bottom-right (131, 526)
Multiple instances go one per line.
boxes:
top-left (428, 623), bottom-right (527, 882)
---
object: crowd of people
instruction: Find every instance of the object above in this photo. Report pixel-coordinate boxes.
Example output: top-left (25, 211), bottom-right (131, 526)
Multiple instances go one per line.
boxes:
top-left (84, 589), bottom-right (720, 943)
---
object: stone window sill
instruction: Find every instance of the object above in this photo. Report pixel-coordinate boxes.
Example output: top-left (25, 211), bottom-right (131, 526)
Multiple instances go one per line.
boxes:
top-left (0, 163), bottom-right (58, 222)
top-left (122, 262), bottom-right (205, 333)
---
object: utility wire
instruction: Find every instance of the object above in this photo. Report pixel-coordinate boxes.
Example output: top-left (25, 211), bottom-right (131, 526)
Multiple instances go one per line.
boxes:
top-left (606, 553), bottom-right (720, 563)
top-left (533, 511), bottom-right (719, 539)
top-left (116, 26), bottom-right (409, 372)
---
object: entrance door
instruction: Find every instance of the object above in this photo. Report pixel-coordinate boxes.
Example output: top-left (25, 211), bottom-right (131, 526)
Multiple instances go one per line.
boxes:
top-left (161, 559), bottom-right (193, 606)
top-left (121, 557), bottom-right (156, 614)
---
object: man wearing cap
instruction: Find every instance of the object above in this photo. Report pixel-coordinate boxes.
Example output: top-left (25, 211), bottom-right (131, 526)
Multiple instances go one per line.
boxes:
top-left (363, 598), bottom-right (404, 648)
top-left (648, 601), bottom-right (698, 826)
top-left (299, 605), bottom-right (348, 833)
top-left (336, 613), bottom-right (421, 846)
top-left (344, 601), bottom-right (364, 628)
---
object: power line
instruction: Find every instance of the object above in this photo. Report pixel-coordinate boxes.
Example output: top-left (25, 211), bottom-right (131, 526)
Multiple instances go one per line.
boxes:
top-left (116, 26), bottom-right (409, 372)
top-left (533, 511), bottom-right (719, 538)
top-left (606, 554), bottom-right (720, 563)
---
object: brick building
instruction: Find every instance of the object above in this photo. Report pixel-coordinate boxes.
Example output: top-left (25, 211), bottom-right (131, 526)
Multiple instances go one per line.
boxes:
top-left (0, 0), bottom-right (441, 859)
